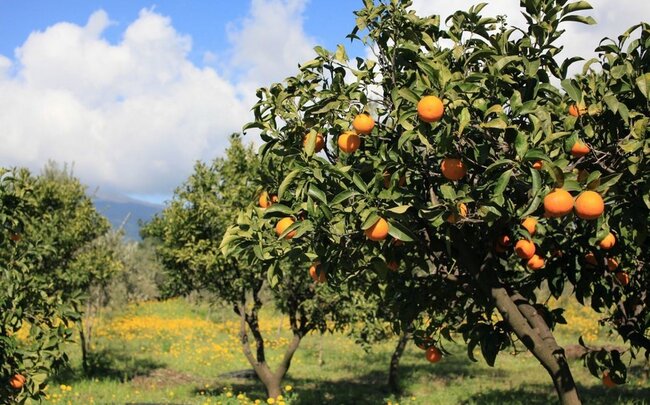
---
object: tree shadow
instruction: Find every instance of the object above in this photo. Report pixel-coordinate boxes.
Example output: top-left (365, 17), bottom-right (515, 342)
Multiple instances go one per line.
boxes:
top-left (462, 383), bottom-right (650, 405)
top-left (51, 347), bottom-right (165, 384)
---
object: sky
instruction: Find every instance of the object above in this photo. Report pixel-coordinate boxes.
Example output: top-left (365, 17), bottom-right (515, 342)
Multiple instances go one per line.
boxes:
top-left (0, 0), bottom-right (648, 204)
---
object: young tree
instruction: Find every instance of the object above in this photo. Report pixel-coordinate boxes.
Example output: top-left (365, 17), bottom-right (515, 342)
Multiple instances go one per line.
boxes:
top-left (233, 1), bottom-right (649, 403)
top-left (143, 135), bottom-right (348, 398)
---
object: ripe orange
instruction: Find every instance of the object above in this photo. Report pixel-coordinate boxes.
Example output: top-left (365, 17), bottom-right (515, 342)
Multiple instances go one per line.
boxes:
top-left (383, 172), bottom-right (406, 188)
top-left (602, 371), bottom-right (617, 388)
top-left (425, 346), bottom-right (442, 363)
top-left (615, 272), bottom-right (630, 286)
top-left (568, 104), bottom-right (587, 117)
top-left (515, 240), bottom-right (536, 260)
top-left (259, 191), bottom-right (276, 208)
top-left (9, 233), bottom-right (21, 242)
top-left (441, 158), bottom-right (466, 181)
top-left (365, 217), bottom-right (389, 241)
top-left (543, 188), bottom-right (574, 218)
top-left (527, 254), bottom-right (545, 270)
top-left (584, 252), bottom-right (598, 266)
top-left (571, 141), bottom-right (590, 158)
top-left (9, 374), bottom-right (25, 390)
top-left (446, 203), bottom-right (468, 224)
top-left (497, 235), bottom-right (511, 247)
top-left (275, 217), bottom-right (296, 239)
top-left (521, 217), bottom-right (537, 236)
top-left (387, 260), bottom-right (399, 271)
top-left (607, 258), bottom-right (619, 271)
top-left (303, 133), bottom-right (325, 153)
top-left (574, 190), bottom-right (604, 220)
top-left (532, 160), bottom-right (543, 170)
top-left (417, 96), bottom-right (444, 123)
top-left (599, 233), bottom-right (616, 250)
top-left (338, 131), bottom-right (361, 153)
top-left (309, 263), bottom-right (326, 283)
top-left (352, 113), bottom-right (375, 134)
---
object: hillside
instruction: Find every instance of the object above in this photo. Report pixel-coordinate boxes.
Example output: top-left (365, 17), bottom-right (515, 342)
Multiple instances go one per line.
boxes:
top-left (93, 195), bottom-right (162, 240)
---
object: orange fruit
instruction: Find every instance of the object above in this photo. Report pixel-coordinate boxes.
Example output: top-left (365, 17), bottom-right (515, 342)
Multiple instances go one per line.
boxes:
top-left (521, 217), bottom-right (537, 236)
top-left (515, 240), bottom-right (536, 260)
top-left (387, 260), bottom-right (399, 271)
top-left (9, 233), bottom-right (21, 242)
top-left (599, 233), bottom-right (616, 250)
top-left (446, 203), bottom-right (468, 224)
top-left (607, 258), bottom-right (619, 271)
top-left (352, 113), bottom-right (375, 134)
top-left (365, 217), bottom-right (389, 241)
top-left (497, 235), bottom-right (511, 247)
top-left (259, 191), bottom-right (276, 208)
top-left (584, 252), bottom-right (598, 266)
top-left (275, 217), bottom-right (296, 239)
top-left (532, 160), bottom-right (543, 170)
top-left (338, 131), bottom-right (361, 153)
top-left (527, 254), bottom-right (545, 270)
top-left (602, 371), bottom-right (617, 388)
top-left (574, 190), bottom-right (604, 220)
top-left (543, 188), bottom-right (574, 218)
top-left (417, 96), bottom-right (444, 123)
top-left (568, 104), bottom-right (586, 117)
top-left (441, 158), bottom-right (466, 181)
top-left (9, 374), bottom-right (25, 390)
top-left (309, 263), bottom-right (326, 283)
top-left (615, 272), bottom-right (630, 286)
top-left (382, 172), bottom-right (406, 188)
top-left (571, 141), bottom-right (590, 158)
top-left (425, 346), bottom-right (442, 363)
top-left (303, 133), bottom-right (325, 153)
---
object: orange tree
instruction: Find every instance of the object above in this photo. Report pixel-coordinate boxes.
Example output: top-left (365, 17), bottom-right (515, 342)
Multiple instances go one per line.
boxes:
top-left (233, 1), bottom-right (649, 403)
top-left (0, 168), bottom-right (78, 403)
top-left (1, 165), bottom-right (114, 403)
top-left (143, 135), bottom-right (356, 399)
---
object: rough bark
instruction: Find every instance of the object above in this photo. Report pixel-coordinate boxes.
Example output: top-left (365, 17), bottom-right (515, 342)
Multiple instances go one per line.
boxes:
top-left (235, 289), bottom-right (305, 400)
top-left (388, 331), bottom-right (410, 394)
top-left (449, 237), bottom-right (582, 405)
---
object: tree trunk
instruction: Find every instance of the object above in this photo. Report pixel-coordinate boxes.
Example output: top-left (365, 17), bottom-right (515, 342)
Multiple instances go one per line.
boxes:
top-left (451, 243), bottom-right (582, 405)
top-left (490, 285), bottom-right (581, 405)
top-left (78, 320), bottom-right (89, 374)
top-left (388, 331), bottom-right (410, 394)
top-left (318, 333), bottom-right (324, 367)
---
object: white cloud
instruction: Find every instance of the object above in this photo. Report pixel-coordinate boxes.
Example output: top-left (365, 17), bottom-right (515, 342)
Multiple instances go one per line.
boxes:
top-left (227, 0), bottom-right (316, 88)
top-left (0, 2), bottom-right (317, 195)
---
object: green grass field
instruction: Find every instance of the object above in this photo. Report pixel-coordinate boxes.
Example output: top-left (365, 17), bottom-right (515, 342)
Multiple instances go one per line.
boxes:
top-left (43, 299), bottom-right (649, 405)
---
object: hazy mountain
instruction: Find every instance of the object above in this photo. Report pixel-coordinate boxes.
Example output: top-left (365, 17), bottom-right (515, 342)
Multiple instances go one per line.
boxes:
top-left (92, 194), bottom-right (163, 240)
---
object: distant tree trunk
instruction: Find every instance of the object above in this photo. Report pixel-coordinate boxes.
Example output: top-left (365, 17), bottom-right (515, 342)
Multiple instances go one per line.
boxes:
top-left (388, 331), bottom-right (410, 394)
top-left (318, 333), bottom-right (324, 367)
top-left (78, 320), bottom-right (89, 374)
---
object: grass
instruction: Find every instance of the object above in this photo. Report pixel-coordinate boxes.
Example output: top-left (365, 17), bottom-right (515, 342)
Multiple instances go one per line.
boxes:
top-left (43, 298), bottom-right (650, 405)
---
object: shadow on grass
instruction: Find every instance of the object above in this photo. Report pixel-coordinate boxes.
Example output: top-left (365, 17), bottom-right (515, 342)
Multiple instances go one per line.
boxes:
top-left (51, 347), bottom-right (165, 384)
top-left (462, 383), bottom-right (650, 405)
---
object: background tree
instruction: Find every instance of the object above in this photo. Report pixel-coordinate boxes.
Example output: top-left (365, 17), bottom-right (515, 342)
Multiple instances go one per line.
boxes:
top-left (229, 1), bottom-right (649, 404)
top-left (144, 135), bottom-right (349, 398)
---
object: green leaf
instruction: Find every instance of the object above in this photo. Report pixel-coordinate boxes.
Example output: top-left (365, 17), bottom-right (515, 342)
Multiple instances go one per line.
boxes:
top-left (482, 118), bottom-right (507, 129)
top-left (514, 132), bottom-right (529, 159)
top-left (361, 211), bottom-right (380, 230)
top-left (560, 15), bottom-right (596, 25)
top-left (387, 205), bottom-right (411, 214)
top-left (458, 108), bottom-right (471, 136)
top-left (493, 56), bottom-right (521, 72)
top-left (263, 204), bottom-right (294, 217)
top-left (636, 73), bottom-right (650, 99)
top-left (562, 1), bottom-right (593, 15)
top-left (387, 220), bottom-right (416, 242)
top-left (308, 184), bottom-right (328, 204)
top-left (352, 172), bottom-right (368, 193)
top-left (398, 88), bottom-right (420, 105)
top-left (561, 79), bottom-right (582, 102)
top-left (278, 169), bottom-right (300, 200)
top-left (331, 189), bottom-right (357, 205)
top-left (492, 170), bottom-right (513, 197)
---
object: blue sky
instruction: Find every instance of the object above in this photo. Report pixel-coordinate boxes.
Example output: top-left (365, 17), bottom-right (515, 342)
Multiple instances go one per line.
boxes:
top-left (0, 0), bottom-right (647, 205)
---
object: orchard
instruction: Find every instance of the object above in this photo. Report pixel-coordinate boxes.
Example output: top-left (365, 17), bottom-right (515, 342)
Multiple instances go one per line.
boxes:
top-left (224, 0), bottom-right (650, 403)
